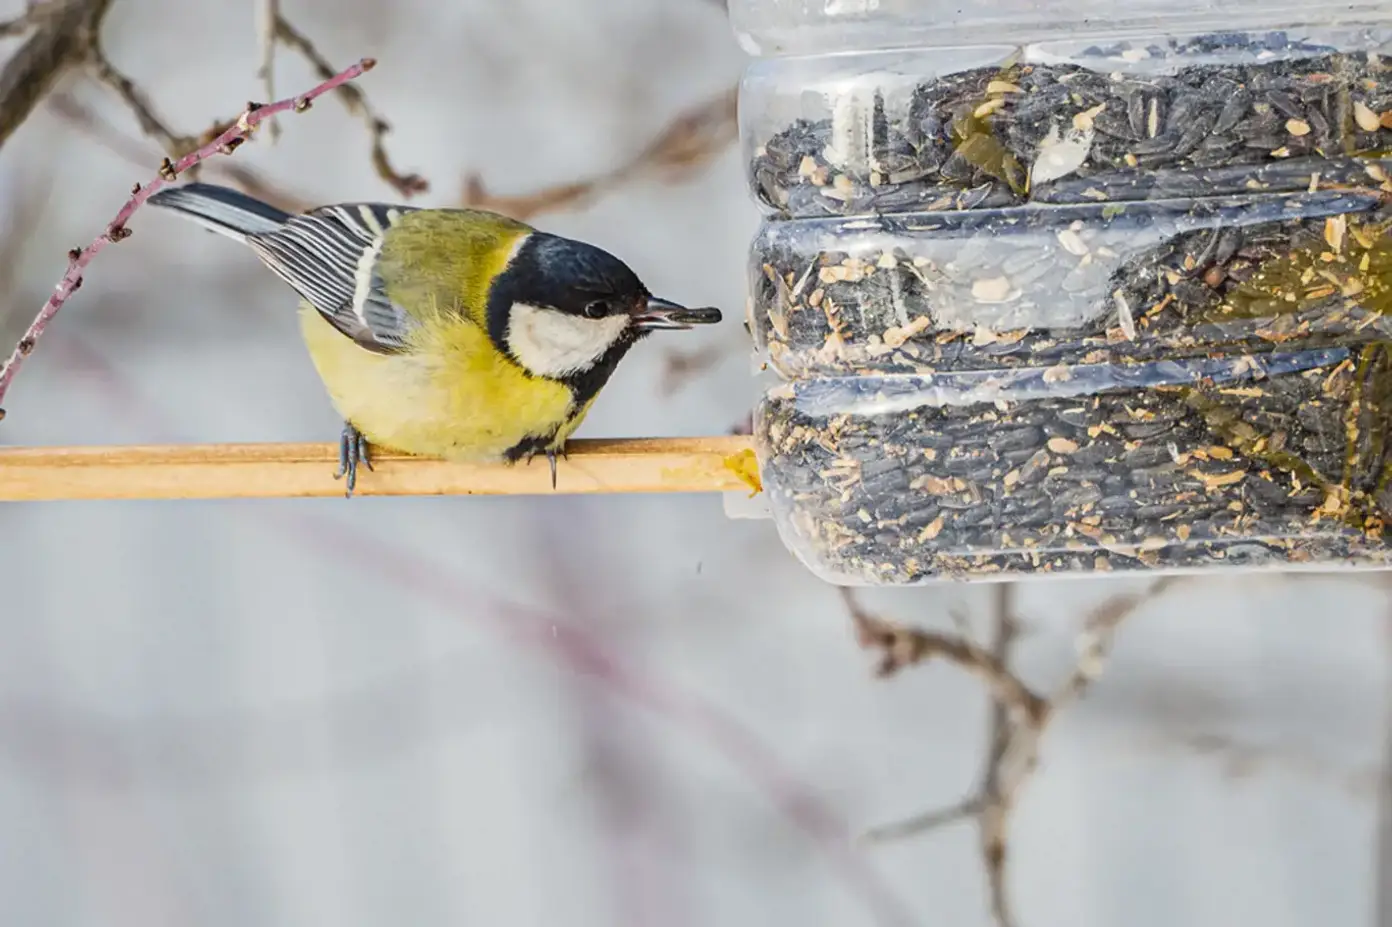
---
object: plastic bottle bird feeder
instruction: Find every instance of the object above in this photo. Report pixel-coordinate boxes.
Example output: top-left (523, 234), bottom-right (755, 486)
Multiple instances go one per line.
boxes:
top-left (737, 0), bottom-right (1392, 584)
top-left (5, 7), bottom-right (1392, 588)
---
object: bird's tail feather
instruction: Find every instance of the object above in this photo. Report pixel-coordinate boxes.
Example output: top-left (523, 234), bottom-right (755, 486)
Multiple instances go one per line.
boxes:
top-left (147, 182), bottom-right (292, 243)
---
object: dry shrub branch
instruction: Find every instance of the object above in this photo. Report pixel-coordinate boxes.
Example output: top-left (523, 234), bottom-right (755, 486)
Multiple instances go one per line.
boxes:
top-left (845, 579), bottom-right (1179, 927)
top-left (269, 14), bottom-right (425, 196)
top-left (0, 1), bottom-right (423, 191)
top-left (0, 56), bottom-right (378, 417)
top-left (462, 85), bottom-right (737, 221)
top-left (0, 0), bottom-right (437, 419)
top-left (46, 91), bottom-right (311, 212)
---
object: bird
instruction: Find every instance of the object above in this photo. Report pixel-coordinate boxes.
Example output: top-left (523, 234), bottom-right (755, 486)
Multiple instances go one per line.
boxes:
top-left (146, 182), bottom-right (722, 496)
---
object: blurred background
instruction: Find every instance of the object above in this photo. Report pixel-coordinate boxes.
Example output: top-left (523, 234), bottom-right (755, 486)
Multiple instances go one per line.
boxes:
top-left (0, 1), bottom-right (1387, 925)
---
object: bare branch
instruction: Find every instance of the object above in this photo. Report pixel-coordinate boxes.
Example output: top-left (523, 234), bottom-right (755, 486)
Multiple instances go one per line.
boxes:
top-left (463, 85), bottom-right (737, 221)
top-left (860, 797), bottom-right (980, 845)
top-left (0, 0), bottom-right (112, 151)
top-left (979, 584), bottom-right (1022, 927)
top-left (255, 0), bottom-right (279, 140)
top-left (1047, 577), bottom-right (1177, 713)
top-left (849, 579), bottom-right (1180, 927)
top-left (60, 8), bottom-right (421, 197)
top-left (0, 0), bottom-right (59, 37)
top-left (843, 587), bottom-right (1047, 727)
top-left (0, 1), bottom-right (424, 200)
top-left (0, 58), bottom-right (379, 419)
top-left (84, 42), bottom-right (197, 158)
top-left (272, 15), bottom-right (426, 197)
top-left (627, 84), bottom-right (739, 182)
top-left (47, 91), bottom-right (311, 212)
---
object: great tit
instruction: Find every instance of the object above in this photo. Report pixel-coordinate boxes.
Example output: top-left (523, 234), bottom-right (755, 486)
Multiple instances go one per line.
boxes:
top-left (147, 182), bottom-right (722, 495)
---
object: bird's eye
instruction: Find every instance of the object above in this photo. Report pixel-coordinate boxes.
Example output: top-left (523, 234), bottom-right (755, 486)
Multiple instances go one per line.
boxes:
top-left (583, 300), bottom-right (609, 319)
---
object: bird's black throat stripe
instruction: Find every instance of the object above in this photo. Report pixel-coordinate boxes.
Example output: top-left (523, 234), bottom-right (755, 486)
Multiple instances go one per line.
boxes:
top-left (498, 330), bottom-right (648, 463)
top-left (560, 329), bottom-right (643, 401)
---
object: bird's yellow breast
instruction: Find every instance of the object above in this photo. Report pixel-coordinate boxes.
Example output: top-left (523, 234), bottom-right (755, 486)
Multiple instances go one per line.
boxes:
top-left (298, 303), bottom-right (585, 462)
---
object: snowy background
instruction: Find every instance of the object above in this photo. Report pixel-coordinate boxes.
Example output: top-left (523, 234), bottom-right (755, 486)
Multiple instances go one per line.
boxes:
top-left (0, 1), bottom-right (1387, 925)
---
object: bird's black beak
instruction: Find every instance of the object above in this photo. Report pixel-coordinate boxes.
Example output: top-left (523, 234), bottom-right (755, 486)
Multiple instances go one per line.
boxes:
top-left (632, 296), bottom-right (723, 331)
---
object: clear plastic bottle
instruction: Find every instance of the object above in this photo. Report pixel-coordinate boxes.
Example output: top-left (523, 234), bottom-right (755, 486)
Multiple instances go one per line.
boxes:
top-left (730, 1), bottom-right (1392, 56)
top-left (732, 1), bottom-right (1392, 584)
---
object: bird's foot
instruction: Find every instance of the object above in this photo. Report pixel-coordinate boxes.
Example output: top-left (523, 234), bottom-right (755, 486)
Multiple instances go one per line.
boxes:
top-left (524, 445), bottom-right (563, 490)
top-left (333, 422), bottom-right (374, 498)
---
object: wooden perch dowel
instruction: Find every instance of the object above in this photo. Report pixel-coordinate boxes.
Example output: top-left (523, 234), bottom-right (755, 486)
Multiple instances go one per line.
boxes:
top-left (0, 436), bottom-right (761, 501)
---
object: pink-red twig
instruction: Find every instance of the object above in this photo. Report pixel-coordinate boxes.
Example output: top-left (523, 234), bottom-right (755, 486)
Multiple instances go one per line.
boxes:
top-left (0, 56), bottom-right (378, 419)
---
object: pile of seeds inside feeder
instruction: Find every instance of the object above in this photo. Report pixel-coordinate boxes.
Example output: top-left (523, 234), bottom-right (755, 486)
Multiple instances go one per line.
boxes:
top-left (752, 40), bottom-right (1392, 219)
top-left (755, 189), bottom-right (1392, 377)
top-left (758, 345), bottom-right (1392, 583)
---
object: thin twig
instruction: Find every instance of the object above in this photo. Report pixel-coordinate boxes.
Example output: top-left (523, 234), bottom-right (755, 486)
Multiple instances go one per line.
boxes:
top-left (84, 43), bottom-right (197, 157)
top-left (979, 584), bottom-right (1022, 927)
top-left (46, 91), bottom-right (311, 212)
top-left (852, 579), bottom-right (1178, 927)
top-left (1047, 576), bottom-right (1178, 713)
top-left (8, 3), bottom-right (422, 196)
top-left (859, 797), bottom-right (980, 845)
top-left (1132, 729), bottom-right (1379, 796)
top-left (255, 0), bottom-right (279, 140)
top-left (0, 57), bottom-right (378, 419)
top-left (80, 15), bottom-right (419, 193)
top-left (462, 85), bottom-right (737, 221)
top-left (272, 15), bottom-right (426, 197)
top-left (843, 587), bottom-right (1047, 727)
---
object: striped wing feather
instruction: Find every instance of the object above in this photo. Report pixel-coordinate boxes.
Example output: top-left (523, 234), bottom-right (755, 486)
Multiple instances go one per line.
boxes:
top-left (247, 203), bottom-right (417, 353)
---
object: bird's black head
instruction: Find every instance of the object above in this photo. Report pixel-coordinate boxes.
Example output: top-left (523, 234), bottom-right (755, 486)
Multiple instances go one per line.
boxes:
top-left (485, 232), bottom-right (721, 388)
top-left (510, 233), bottom-right (650, 323)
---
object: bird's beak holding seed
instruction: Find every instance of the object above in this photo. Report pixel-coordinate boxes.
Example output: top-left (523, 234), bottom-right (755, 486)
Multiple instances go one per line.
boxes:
top-left (632, 296), bottom-right (723, 331)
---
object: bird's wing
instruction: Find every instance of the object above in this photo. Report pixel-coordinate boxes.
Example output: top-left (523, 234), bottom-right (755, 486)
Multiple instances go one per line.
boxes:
top-left (245, 202), bottom-right (419, 353)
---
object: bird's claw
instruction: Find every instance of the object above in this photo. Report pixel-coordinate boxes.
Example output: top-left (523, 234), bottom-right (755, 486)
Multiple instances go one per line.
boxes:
top-left (525, 445), bottom-right (562, 490)
top-left (334, 422), bottom-right (372, 498)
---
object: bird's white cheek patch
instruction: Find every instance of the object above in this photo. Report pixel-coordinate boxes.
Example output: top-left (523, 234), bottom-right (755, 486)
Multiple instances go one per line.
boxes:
top-left (507, 303), bottom-right (630, 378)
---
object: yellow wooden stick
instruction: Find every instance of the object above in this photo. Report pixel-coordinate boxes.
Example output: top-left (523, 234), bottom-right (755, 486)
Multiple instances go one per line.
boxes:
top-left (0, 436), bottom-right (760, 501)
